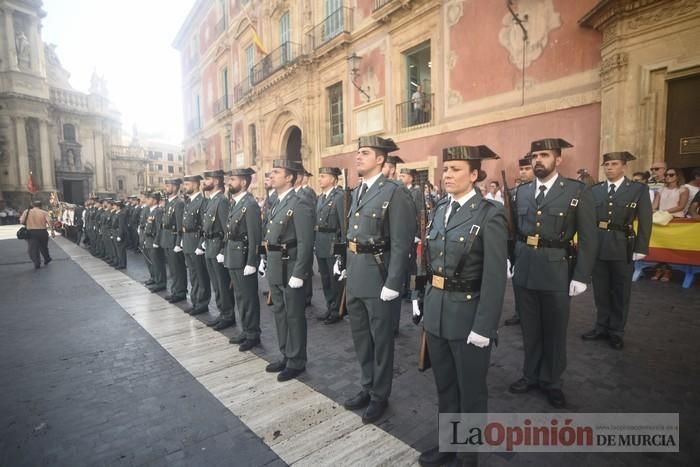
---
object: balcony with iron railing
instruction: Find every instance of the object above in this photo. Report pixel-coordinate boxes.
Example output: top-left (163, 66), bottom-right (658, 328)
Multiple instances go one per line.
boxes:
top-left (233, 78), bottom-right (253, 104)
top-left (397, 93), bottom-right (435, 132)
top-left (307, 7), bottom-right (353, 51)
top-left (213, 95), bottom-right (231, 115)
top-left (250, 42), bottom-right (302, 86)
top-left (50, 87), bottom-right (90, 111)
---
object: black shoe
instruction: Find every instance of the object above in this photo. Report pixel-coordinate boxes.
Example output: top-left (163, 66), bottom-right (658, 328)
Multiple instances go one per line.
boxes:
top-left (189, 306), bottom-right (209, 316)
top-left (265, 360), bottom-right (286, 373)
top-left (144, 279), bottom-right (155, 286)
top-left (324, 315), bottom-right (342, 325)
top-left (547, 388), bottom-right (566, 408)
top-left (419, 446), bottom-right (455, 467)
top-left (239, 338), bottom-right (260, 352)
top-left (206, 318), bottom-right (221, 328)
top-left (277, 367), bottom-right (305, 382)
top-left (504, 315), bottom-right (520, 326)
top-left (609, 334), bottom-right (624, 350)
top-left (115, 266), bottom-right (126, 270)
top-left (183, 307), bottom-right (193, 314)
top-left (34, 263), bottom-right (40, 269)
top-left (44, 258), bottom-right (52, 265)
top-left (168, 296), bottom-right (186, 304)
top-left (213, 319), bottom-right (235, 331)
top-left (316, 313), bottom-right (330, 321)
top-left (581, 329), bottom-right (609, 340)
top-left (149, 286), bottom-right (166, 293)
top-left (229, 334), bottom-right (246, 344)
top-left (509, 378), bottom-right (538, 394)
top-left (362, 400), bottom-right (388, 424)
top-left (343, 390), bottom-right (371, 410)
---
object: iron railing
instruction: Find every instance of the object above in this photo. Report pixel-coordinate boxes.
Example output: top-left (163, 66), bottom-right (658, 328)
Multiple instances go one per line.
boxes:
top-left (251, 42), bottom-right (301, 85)
top-left (308, 7), bottom-right (353, 50)
top-left (396, 93), bottom-right (434, 131)
top-left (233, 78), bottom-right (253, 104)
top-left (213, 95), bottom-right (230, 115)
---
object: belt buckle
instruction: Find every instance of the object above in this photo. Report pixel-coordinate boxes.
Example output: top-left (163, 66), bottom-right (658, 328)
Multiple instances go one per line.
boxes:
top-left (432, 275), bottom-right (445, 289)
top-left (526, 235), bottom-right (539, 248)
top-left (598, 221), bottom-right (609, 229)
top-left (348, 242), bottom-right (357, 254)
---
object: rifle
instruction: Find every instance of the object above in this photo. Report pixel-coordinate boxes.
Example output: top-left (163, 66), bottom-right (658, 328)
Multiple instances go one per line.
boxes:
top-left (501, 170), bottom-right (516, 263)
top-left (414, 183), bottom-right (432, 372)
top-left (335, 168), bottom-right (352, 319)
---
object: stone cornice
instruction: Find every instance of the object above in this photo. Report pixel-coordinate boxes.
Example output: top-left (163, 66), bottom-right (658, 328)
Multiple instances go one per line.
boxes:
top-left (580, 0), bottom-right (700, 31)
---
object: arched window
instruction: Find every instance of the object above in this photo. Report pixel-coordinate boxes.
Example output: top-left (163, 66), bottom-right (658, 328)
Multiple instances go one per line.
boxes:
top-left (63, 124), bottom-right (76, 141)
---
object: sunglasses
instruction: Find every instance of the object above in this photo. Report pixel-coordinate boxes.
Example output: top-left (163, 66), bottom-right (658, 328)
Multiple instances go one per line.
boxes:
top-left (651, 167), bottom-right (665, 170)
top-left (665, 173), bottom-right (677, 177)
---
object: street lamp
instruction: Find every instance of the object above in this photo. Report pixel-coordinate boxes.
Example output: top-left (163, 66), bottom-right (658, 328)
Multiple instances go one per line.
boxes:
top-left (347, 52), bottom-right (371, 102)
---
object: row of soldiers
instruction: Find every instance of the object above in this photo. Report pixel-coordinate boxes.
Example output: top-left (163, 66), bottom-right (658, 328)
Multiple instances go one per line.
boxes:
top-left (82, 134), bottom-right (651, 466)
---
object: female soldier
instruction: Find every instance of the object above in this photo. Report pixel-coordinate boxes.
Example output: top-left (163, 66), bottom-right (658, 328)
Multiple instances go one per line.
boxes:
top-left (417, 145), bottom-right (508, 467)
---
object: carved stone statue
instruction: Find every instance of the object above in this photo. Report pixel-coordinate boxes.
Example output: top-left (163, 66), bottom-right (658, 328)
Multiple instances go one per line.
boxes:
top-left (15, 31), bottom-right (30, 69)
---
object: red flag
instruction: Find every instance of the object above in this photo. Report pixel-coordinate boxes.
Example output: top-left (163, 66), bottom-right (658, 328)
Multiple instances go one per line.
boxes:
top-left (27, 171), bottom-right (38, 193)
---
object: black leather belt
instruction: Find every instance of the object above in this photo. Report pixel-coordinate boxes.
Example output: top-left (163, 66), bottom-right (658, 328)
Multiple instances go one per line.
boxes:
top-left (429, 274), bottom-right (482, 293)
top-left (227, 235), bottom-right (248, 242)
top-left (315, 226), bottom-right (337, 233)
top-left (182, 227), bottom-right (200, 233)
top-left (204, 232), bottom-right (224, 240)
top-left (265, 240), bottom-right (297, 252)
top-left (597, 221), bottom-right (631, 233)
top-left (348, 241), bottom-right (389, 254)
top-left (517, 234), bottom-right (570, 249)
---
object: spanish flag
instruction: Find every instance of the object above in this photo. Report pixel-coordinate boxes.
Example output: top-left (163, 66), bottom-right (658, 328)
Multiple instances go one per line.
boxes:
top-left (243, 8), bottom-right (267, 55)
top-left (27, 171), bottom-right (37, 194)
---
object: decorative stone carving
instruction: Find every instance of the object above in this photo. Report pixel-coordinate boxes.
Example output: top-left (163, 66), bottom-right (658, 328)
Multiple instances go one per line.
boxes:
top-left (498, 0), bottom-right (561, 70)
top-left (446, 0), bottom-right (465, 28)
top-left (448, 89), bottom-right (464, 107)
top-left (628, 0), bottom-right (700, 30)
top-left (448, 50), bottom-right (457, 70)
top-left (600, 52), bottom-right (629, 87)
top-left (15, 31), bottom-right (30, 69)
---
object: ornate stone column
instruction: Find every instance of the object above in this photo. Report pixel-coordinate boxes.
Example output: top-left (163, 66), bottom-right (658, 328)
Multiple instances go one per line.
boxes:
top-left (2, 7), bottom-right (19, 71)
top-left (39, 120), bottom-right (55, 190)
top-left (14, 117), bottom-right (29, 188)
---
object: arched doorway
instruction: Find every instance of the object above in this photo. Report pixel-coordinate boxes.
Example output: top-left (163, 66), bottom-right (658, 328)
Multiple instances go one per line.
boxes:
top-left (284, 126), bottom-right (302, 161)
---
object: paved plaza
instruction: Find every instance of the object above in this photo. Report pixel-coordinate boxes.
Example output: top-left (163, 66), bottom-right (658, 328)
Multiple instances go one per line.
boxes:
top-left (1, 228), bottom-right (698, 466)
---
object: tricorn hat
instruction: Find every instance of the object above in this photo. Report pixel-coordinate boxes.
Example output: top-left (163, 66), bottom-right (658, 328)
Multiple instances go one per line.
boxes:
top-left (164, 178), bottom-right (183, 185)
top-left (228, 168), bottom-right (256, 176)
top-left (319, 167), bottom-right (342, 176)
top-left (183, 174), bottom-right (203, 182)
top-left (601, 151), bottom-right (636, 164)
top-left (272, 159), bottom-right (303, 172)
top-left (518, 156), bottom-right (532, 167)
top-left (203, 169), bottom-right (225, 178)
top-left (442, 145), bottom-right (500, 161)
top-left (357, 135), bottom-right (399, 153)
top-left (530, 138), bottom-right (573, 153)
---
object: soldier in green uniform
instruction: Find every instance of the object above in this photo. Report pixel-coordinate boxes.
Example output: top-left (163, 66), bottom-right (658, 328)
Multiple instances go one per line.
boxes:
top-left (294, 166), bottom-right (317, 307)
top-left (508, 138), bottom-right (597, 409)
top-left (138, 194), bottom-right (154, 286)
top-left (259, 172), bottom-right (277, 301)
top-left (161, 178), bottom-right (188, 303)
top-left (314, 167), bottom-right (346, 324)
top-left (398, 167), bottom-right (424, 330)
top-left (201, 169), bottom-right (236, 331)
top-left (95, 199), bottom-right (108, 259)
top-left (224, 168), bottom-right (262, 351)
top-left (113, 200), bottom-right (128, 269)
top-left (504, 155), bottom-right (535, 327)
top-left (416, 145), bottom-right (508, 467)
top-left (145, 192), bottom-right (167, 292)
top-left (181, 175), bottom-right (211, 315)
top-left (262, 159), bottom-right (314, 382)
top-left (338, 136), bottom-right (415, 424)
top-left (381, 154), bottom-right (403, 180)
top-left (582, 152), bottom-right (652, 350)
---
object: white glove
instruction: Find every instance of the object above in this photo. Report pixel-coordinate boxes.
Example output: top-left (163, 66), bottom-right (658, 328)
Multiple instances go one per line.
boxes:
top-left (412, 299), bottom-right (421, 317)
top-left (569, 280), bottom-right (587, 297)
top-left (333, 258), bottom-right (342, 276)
top-left (201, 242), bottom-right (206, 250)
top-left (414, 237), bottom-right (421, 244)
top-left (243, 265), bottom-right (256, 276)
top-left (216, 253), bottom-right (225, 263)
top-left (380, 286), bottom-right (400, 301)
top-left (137, 227), bottom-right (141, 234)
top-left (258, 258), bottom-right (267, 277)
top-left (195, 247), bottom-right (205, 256)
top-left (116, 237), bottom-right (121, 242)
top-left (337, 269), bottom-right (347, 281)
top-left (153, 243), bottom-right (159, 248)
top-left (467, 331), bottom-right (490, 348)
top-left (174, 245), bottom-right (183, 253)
top-left (632, 253), bottom-right (646, 261)
top-left (288, 276), bottom-right (303, 288)
top-left (506, 259), bottom-right (514, 279)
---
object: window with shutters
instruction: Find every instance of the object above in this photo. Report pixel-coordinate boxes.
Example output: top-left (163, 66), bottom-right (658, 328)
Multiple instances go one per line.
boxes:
top-left (327, 82), bottom-right (344, 146)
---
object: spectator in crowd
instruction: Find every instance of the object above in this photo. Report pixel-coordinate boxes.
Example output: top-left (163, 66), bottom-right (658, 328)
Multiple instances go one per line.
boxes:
top-left (485, 180), bottom-right (504, 203)
top-left (411, 84), bottom-right (425, 125)
top-left (650, 169), bottom-right (689, 282)
top-left (577, 168), bottom-right (596, 187)
top-left (648, 161), bottom-right (667, 199)
top-left (633, 171), bottom-right (654, 203)
top-left (688, 191), bottom-right (700, 219)
top-left (19, 200), bottom-right (54, 269)
top-left (682, 168), bottom-right (700, 216)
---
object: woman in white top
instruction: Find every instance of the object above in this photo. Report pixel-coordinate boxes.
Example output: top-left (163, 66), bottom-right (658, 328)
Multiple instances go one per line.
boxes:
top-left (653, 169), bottom-right (689, 218)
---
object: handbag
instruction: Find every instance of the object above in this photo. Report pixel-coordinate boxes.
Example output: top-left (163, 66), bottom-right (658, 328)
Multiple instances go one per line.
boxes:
top-left (16, 208), bottom-right (30, 240)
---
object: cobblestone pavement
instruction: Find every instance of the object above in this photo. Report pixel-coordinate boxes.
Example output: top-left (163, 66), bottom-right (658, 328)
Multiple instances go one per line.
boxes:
top-left (1, 229), bottom-right (698, 466)
top-left (0, 236), bottom-right (282, 467)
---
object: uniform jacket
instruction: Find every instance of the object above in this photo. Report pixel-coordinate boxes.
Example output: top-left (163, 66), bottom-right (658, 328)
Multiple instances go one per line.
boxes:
top-left (144, 206), bottom-right (163, 247)
top-left (345, 175), bottom-right (416, 298)
top-left (512, 175), bottom-right (597, 291)
top-left (160, 196), bottom-right (185, 249)
top-left (263, 189), bottom-right (314, 286)
top-left (591, 178), bottom-right (652, 261)
top-left (117, 209), bottom-right (128, 239)
top-left (314, 186), bottom-right (346, 259)
top-left (423, 193), bottom-right (508, 340)
top-left (201, 191), bottom-right (229, 258)
top-left (182, 194), bottom-right (207, 254)
top-left (224, 191), bottom-right (262, 270)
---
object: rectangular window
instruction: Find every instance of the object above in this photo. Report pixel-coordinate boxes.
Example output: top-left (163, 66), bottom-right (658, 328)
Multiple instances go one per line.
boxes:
top-left (249, 124), bottom-right (257, 165)
top-left (246, 45), bottom-right (255, 85)
top-left (158, 177), bottom-right (163, 184)
top-left (327, 82), bottom-right (344, 146)
top-left (325, 0), bottom-right (343, 39)
top-left (157, 164), bottom-right (163, 171)
top-left (179, 167), bottom-right (184, 173)
top-left (195, 94), bottom-right (201, 128)
top-left (279, 12), bottom-right (291, 64)
top-left (402, 40), bottom-right (432, 128)
top-left (118, 179), bottom-right (124, 191)
top-left (178, 155), bottom-right (183, 161)
top-left (155, 151), bottom-right (163, 159)
top-left (168, 166), bottom-right (174, 174)
top-left (167, 153), bottom-right (174, 161)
